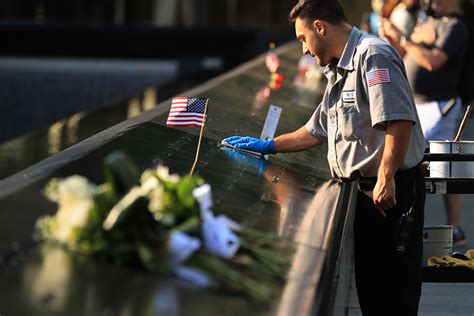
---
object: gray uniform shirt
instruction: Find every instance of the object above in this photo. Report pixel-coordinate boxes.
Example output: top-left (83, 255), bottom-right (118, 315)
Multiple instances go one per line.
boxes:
top-left (305, 27), bottom-right (425, 178)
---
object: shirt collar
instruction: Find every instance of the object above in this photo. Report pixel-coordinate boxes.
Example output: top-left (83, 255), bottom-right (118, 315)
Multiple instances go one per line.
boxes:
top-left (337, 26), bottom-right (362, 71)
top-left (323, 27), bottom-right (362, 80)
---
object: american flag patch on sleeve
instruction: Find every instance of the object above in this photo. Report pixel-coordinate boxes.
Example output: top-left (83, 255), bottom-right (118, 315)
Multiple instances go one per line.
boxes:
top-left (367, 68), bottom-right (390, 87)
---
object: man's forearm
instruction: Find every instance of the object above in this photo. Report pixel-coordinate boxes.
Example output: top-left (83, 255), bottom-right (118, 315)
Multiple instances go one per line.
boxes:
top-left (378, 120), bottom-right (413, 178)
top-left (274, 126), bottom-right (321, 152)
top-left (404, 42), bottom-right (447, 72)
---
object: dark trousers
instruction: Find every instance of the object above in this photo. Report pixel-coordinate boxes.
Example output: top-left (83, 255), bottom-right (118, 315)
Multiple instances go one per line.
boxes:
top-left (354, 166), bottom-right (425, 316)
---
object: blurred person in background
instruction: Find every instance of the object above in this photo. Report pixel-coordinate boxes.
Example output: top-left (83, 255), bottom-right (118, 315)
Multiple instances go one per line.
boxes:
top-left (390, 0), bottom-right (427, 36)
top-left (361, 0), bottom-right (399, 36)
top-left (423, 0), bottom-right (437, 16)
top-left (381, 0), bottom-right (469, 246)
top-left (458, 0), bottom-right (474, 106)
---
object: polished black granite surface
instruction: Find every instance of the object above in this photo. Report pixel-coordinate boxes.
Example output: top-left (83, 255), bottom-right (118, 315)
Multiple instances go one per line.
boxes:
top-left (0, 42), bottom-right (357, 316)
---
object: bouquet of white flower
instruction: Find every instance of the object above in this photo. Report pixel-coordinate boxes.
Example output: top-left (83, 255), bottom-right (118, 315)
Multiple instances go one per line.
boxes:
top-left (36, 151), bottom-right (293, 304)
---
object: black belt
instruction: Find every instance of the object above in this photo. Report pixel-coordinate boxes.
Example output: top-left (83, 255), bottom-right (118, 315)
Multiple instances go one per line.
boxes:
top-left (358, 177), bottom-right (377, 191)
top-left (357, 165), bottom-right (421, 192)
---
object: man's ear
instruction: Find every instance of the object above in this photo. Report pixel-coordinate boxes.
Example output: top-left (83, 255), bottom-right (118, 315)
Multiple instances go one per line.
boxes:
top-left (312, 20), bottom-right (326, 36)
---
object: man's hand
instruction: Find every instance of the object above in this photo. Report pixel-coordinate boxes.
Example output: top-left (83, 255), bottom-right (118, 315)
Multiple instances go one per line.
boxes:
top-left (223, 126), bottom-right (321, 155)
top-left (379, 18), bottom-right (407, 57)
top-left (372, 175), bottom-right (397, 218)
top-left (373, 120), bottom-right (413, 217)
top-left (222, 136), bottom-right (276, 155)
top-left (380, 18), bottom-right (402, 42)
top-left (411, 22), bottom-right (436, 45)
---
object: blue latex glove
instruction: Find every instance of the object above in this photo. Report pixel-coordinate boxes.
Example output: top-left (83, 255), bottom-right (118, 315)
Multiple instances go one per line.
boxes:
top-left (222, 136), bottom-right (276, 155)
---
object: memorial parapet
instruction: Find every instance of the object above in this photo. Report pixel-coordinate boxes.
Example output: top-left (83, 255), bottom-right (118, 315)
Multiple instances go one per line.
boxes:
top-left (0, 42), bottom-right (358, 315)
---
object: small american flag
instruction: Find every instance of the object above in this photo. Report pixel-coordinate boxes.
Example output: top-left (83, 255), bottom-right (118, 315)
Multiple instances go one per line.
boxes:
top-left (367, 68), bottom-right (390, 87)
top-left (166, 97), bottom-right (208, 128)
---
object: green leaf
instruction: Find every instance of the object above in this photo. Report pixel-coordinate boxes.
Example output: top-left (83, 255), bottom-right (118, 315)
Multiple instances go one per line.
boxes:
top-left (171, 216), bottom-right (201, 235)
top-left (103, 151), bottom-right (140, 195)
top-left (175, 176), bottom-right (200, 208)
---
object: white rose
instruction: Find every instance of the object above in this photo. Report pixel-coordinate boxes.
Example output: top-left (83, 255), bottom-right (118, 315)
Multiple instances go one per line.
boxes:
top-left (51, 175), bottom-right (97, 244)
top-left (156, 165), bottom-right (180, 184)
top-left (148, 184), bottom-right (165, 214)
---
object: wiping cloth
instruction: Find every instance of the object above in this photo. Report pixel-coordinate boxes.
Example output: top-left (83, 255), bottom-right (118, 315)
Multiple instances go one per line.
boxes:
top-left (428, 250), bottom-right (474, 269)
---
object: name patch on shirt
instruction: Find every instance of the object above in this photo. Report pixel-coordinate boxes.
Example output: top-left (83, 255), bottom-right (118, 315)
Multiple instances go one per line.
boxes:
top-left (367, 68), bottom-right (390, 87)
top-left (342, 90), bottom-right (356, 103)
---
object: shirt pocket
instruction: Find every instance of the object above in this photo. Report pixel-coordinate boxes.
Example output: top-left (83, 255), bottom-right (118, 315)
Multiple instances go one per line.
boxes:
top-left (338, 101), bottom-right (360, 142)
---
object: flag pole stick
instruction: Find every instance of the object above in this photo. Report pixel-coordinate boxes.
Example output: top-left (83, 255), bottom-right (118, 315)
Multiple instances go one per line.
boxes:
top-left (189, 99), bottom-right (209, 176)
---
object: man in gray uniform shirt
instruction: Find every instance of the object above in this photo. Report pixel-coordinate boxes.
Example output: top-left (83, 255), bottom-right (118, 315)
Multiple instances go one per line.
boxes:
top-left (223, 0), bottom-right (426, 314)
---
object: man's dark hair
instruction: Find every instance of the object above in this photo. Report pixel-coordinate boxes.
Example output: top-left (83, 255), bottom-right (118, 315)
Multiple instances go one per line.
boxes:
top-left (289, 0), bottom-right (348, 25)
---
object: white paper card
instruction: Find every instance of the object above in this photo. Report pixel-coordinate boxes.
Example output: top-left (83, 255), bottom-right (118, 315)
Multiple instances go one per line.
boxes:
top-left (202, 216), bottom-right (240, 259)
top-left (261, 105), bottom-right (282, 140)
top-left (193, 184), bottom-right (241, 259)
top-left (192, 184), bottom-right (213, 221)
top-left (217, 215), bottom-right (242, 232)
top-left (173, 266), bottom-right (212, 288)
top-left (167, 231), bottom-right (201, 265)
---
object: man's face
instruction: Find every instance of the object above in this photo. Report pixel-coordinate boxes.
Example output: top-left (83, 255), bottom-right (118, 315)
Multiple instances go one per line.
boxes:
top-left (295, 17), bottom-right (330, 67)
